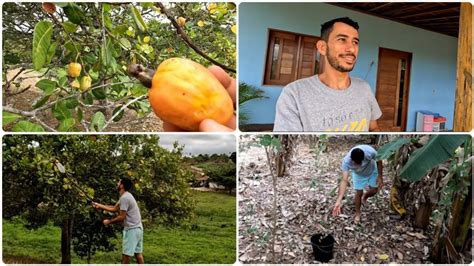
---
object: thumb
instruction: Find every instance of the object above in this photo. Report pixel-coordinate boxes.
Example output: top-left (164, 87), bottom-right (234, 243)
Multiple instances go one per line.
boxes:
top-left (199, 119), bottom-right (233, 132)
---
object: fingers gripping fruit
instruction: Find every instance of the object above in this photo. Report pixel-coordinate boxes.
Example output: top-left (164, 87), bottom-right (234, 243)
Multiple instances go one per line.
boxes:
top-left (145, 58), bottom-right (233, 131)
top-left (67, 62), bottom-right (82, 78)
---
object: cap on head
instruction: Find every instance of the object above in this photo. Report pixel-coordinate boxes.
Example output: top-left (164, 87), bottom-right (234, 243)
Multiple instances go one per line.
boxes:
top-left (321, 17), bottom-right (359, 41)
top-left (350, 148), bottom-right (364, 165)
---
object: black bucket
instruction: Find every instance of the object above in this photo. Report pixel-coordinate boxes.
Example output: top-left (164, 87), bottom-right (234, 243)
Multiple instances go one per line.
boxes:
top-left (310, 234), bottom-right (335, 262)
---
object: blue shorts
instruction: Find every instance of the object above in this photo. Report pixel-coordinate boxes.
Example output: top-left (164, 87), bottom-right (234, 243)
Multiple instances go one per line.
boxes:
top-left (352, 168), bottom-right (378, 191)
top-left (123, 227), bottom-right (143, 256)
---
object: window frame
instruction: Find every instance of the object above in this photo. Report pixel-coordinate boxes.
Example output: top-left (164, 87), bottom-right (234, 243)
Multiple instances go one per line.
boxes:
top-left (263, 28), bottom-right (321, 86)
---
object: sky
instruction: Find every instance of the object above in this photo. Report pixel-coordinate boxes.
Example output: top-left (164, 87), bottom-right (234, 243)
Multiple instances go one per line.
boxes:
top-left (158, 134), bottom-right (235, 156)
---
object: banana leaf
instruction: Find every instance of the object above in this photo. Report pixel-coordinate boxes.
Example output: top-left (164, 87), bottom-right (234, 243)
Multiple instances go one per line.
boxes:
top-left (400, 135), bottom-right (469, 182)
top-left (375, 137), bottom-right (411, 160)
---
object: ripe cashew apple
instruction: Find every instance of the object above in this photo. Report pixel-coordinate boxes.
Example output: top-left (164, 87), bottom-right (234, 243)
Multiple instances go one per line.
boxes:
top-left (80, 76), bottom-right (92, 91)
top-left (127, 58), bottom-right (234, 131)
top-left (67, 62), bottom-right (82, 78)
top-left (177, 17), bottom-right (186, 27)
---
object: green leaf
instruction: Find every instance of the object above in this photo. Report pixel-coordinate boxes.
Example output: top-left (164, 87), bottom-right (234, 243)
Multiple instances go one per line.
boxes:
top-left (119, 38), bottom-right (132, 50)
top-left (131, 85), bottom-right (148, 97)
top-left (113, 24), bottom-right (129, 35)
top-left (376, 137), bottom-right (411, 160)
top-left (64, 98), bottom-right (80, 109)
top-left (46, 42), bottom-right (57, 64)
top-left (3, 112), bottom-right (22, 126)
top-left (400, 135), bottom-right (469, 182)
top-left (58, 118), bottom-right (76, 132)
top-left (55, 3), bottom-right (69, 8)
top-left (260, 135), bottom-right (273, 146)
top-left (35, 79), bottom-right (57, 96)
top-left (141, 2), bottom-right (154, 9)
top-left (64, 41), bottom-right (81, 56)
top-left (90, 112), bottom-right (106, 132)
top-left (32, 21), bottom-right (53, 70)
top-left (131, 5), bottom-right (147, 32)
top-left (63, 3), bottom-right (85, 25)
top-left (101, 38), bottom-right (114, 67)
top-left (32, 95), bottom-right (51, 109)
top-left (92, 88), bottom-right (107, 100)
top-left (82, 92), bottom-right (93, 105)
top-left (104, 15), bottom-right (113, 31)
top-left (271, 138), bottom-right (282, 151)
top-left (101, 3), bottom-right (111, 12)
top-left (112, 106), bottom-right (125, 122)
top-left (88, 69), bottom-right (99, 81)
top-left (63, 21), bottom-right (78, 33)
top-left (58, 76), bottom-right (68, 87)
top-left (12, 120), bottom-right (45, 132)
top-left (52, 101), bottom-right (72, 120)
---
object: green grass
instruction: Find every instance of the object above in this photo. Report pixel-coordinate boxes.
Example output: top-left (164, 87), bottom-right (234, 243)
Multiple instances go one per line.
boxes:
top-left (3, 191), bottom-right (236, 264)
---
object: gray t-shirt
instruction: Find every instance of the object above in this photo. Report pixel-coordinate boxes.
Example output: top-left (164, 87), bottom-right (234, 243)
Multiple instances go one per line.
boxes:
top-left (274, 75), bottom-right (382, 132)
top-left (119, 191), bottom-right (142, 230)
top-left (341, 145), bottom-right (377, 177)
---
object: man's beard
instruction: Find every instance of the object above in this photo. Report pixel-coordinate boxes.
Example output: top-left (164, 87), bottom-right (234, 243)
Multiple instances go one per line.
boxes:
top-left (326, 47), bottom-right (356, 72)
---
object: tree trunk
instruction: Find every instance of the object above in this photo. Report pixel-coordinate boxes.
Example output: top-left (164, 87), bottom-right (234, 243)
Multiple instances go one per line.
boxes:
top-left (414, 201), bottom-right (432, 230)
top-left (448, 181), bottom-right (472, 252)
top-left (431, 178), bottom-right (471, 263)
top-left (276, 135), bottom-right (298, 177)
top-left (453, 3), bottom-right (472, 131)
top-left (61, 217), bottom-right (74, 264)
top-left (276, 135), bottom-right (288, 177)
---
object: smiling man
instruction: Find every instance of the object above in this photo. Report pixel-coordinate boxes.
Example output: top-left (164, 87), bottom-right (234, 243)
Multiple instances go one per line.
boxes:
top-left (274, 17), bottom-right (382, 132)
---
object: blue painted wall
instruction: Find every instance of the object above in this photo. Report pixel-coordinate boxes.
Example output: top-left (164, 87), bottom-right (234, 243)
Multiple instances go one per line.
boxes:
top-left (238, 3), bottom-right (458, 131)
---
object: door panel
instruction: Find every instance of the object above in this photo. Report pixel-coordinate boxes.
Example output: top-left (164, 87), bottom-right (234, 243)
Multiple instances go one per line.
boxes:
top-left (375, 48), bottom-right (412, 132)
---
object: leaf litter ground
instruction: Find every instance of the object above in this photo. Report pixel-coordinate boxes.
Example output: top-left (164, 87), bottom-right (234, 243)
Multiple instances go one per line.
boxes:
top-left (238, 135), bottom-right (437, 264)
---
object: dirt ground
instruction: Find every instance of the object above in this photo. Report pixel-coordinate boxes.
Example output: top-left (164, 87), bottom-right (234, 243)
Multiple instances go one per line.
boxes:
top-left (3, 68), bottom-right (163, 132)
top-left (238, 135), bottom-right (470, 264)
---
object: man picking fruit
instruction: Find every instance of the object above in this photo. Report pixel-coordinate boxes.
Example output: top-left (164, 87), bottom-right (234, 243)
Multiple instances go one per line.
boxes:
top-left (332, 145), bottom-right (383, 223)
top-left (92, 178), bottom-right (144, 264)
top-left (274, 17), bottom-right (382, 132)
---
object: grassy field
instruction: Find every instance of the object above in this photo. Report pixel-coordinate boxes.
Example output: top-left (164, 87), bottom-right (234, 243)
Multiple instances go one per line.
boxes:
top-left (3, 191), bottom-right (236, 264)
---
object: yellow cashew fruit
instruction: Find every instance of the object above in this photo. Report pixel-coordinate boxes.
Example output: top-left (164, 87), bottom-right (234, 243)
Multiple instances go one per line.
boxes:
top-left (80, 76), bottom-right (92, 91)
top-left (177, 17), bottom-right (186, 27)
top-left (149, 58), bottom-right (234, 131)
top-left (71, 80), bottom-right (80, 89)
top-left (67, 62), bottom-right (82, 78)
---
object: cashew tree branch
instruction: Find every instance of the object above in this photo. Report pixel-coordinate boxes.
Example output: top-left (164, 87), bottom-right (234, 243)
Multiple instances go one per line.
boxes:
top-left (156, 2), bottom-right (236, 73)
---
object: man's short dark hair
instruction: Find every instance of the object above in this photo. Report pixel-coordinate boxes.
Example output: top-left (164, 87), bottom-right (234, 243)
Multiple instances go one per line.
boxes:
top-left (120, 178), bottom-right (133, 191)
top-left (321, 17), bottom-right (359, 41)
top-left (350, 148), bottom-right (364, 165)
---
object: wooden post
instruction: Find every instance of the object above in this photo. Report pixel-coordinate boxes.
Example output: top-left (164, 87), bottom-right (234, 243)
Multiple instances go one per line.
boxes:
top-left (453, 3), bottom-right (472, 132)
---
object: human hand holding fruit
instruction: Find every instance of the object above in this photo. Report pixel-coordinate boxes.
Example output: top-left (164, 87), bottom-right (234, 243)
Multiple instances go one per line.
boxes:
top-left (128, 58), bottom-right (236, 132)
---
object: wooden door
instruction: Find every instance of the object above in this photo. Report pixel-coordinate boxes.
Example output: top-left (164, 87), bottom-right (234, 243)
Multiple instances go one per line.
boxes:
top-left (375, 48), bottom-right (412, 131)
top-left (297, 36), bottom-right (320, 79)
top-left (264, 31), bottom-right (299, 85)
